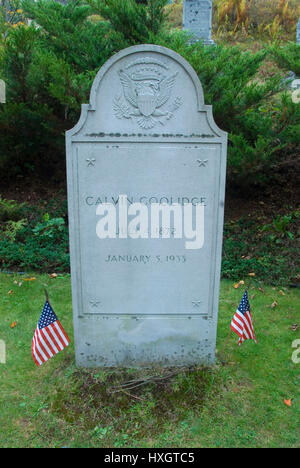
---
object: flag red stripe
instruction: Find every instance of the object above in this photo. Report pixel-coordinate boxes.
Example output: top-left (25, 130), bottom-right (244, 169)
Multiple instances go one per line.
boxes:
top-left (40, 328), bottom-right (56, 356)
top-left (242, 319), bottom-right (251, 340)
top-left (54, 321), bottom-right (69, 347)
top-left (235, 310), bottom-right (252, 340)
top-left (244, 312), bottom-right (255, 340)
top-left (32, 333), bottom-right (42, 366)
top-left (245, 311), bottom-right (257, 341)
top-left (231, 316), bottom-right (243, 333)
top-left (53, 322), bottom-right (67, 349)
top-left (33, 331), bottom-right (46, 364)
top-left (236, 311), bottom-right (250, 338)
top-left (33, 331), bottom-right (44, 363)
top-left (38, 329), bottom-right (54, 358)
top-left (43, 328), bottom-right (59, 354)
top-left (231, 320), bottom-right (243, 337)
top-left (35, 330), bottom-right (50, 361)
top-left (48, 324), bottom-right (64, 350)
top-left (56, 320), bottom-right (70, 344)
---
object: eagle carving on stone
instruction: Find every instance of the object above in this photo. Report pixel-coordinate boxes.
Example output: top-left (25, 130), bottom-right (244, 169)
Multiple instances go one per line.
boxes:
top-left (113, 68), bottom-right (181, 129)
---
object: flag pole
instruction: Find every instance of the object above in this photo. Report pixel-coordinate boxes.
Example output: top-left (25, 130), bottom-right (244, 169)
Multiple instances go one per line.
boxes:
top-left (43, 286), bottom-right (49, 302)
top-left (219, 329), bottom-right (232, 361)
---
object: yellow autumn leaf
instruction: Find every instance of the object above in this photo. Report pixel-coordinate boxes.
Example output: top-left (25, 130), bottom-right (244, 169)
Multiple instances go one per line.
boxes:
top-left (10, 321), bottom-right (17, 329)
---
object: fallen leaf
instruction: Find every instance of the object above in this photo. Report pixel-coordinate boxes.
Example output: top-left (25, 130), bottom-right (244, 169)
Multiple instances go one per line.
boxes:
top-left (8, 290), bottom-right (13, 295)
top-left (248, 272), bottom-right (256, 277)
top-left (18, 282), bottom-right (22, 287)
top-left (284, 399), bottom-right (292, 407)
top-left (279, 290), bottom-right (286, 296)
top-left (271, 301), bottom-right (278, 309)
top-left (10, 321), bottom-right (17, 328)
top-left (23, 277), bottom-right (36, 282)
top-left (258, 287), bottom-right (264, 293)
top-left (13, 280), bottom-right (18, 285)
top-left (49, 273), bottom-right (58, 278)
top-left (233, 280), bottom-right (245, 289)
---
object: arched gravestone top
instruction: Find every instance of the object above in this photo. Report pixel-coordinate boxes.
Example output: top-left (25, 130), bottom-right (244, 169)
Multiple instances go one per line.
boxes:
top-left (68, 44), bottom-right (225, 140)
top-left (66, 45), bottom-right (227, 368)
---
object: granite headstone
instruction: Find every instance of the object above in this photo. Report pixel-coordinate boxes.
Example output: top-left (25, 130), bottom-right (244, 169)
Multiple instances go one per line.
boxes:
top-left (183, 0), bottom-right (214, 44)
top-left (66, 45), bottom-right (227, 367)
top-left (0, 80), bottom-right (5, 104)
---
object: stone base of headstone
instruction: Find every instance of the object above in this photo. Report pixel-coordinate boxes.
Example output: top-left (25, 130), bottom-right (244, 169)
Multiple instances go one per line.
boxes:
top-left (203, 39), bottom-right (215, 46)
top-left (187, 36), bottom-right (215, 46)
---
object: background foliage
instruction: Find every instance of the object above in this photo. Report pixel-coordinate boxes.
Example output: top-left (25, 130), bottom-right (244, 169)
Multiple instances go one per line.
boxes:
top-left (0, 0), bottom-right (299, 187)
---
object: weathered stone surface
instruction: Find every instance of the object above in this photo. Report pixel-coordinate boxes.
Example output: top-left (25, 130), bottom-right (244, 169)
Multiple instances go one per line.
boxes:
top-left (297, 17), bottom-right (300, 44)
top-left (183, 0), bottom-right (214, 44)
top-left (0, 80), bottom-right (5, 104)
top-left (66, 45), bottom-right (227, 367)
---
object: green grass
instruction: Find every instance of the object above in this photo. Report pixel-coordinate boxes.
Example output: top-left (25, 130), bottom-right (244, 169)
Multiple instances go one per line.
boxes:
top-left (0, 273), bottom-right (299, 448)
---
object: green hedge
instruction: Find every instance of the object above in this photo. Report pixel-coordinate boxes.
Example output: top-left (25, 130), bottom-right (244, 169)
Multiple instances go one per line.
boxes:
top-left (0, 0), bottom-right (299, 190)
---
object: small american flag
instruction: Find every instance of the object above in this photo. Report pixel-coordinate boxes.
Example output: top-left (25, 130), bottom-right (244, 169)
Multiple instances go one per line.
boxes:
top-left (32, 300), bottom-right (70, 366)
top-left (230, 290), bottom-right (257, 346)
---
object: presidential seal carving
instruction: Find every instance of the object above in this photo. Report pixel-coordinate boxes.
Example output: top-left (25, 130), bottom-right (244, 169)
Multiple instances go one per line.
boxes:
top-left (113, 58), bottom-right (182, 129)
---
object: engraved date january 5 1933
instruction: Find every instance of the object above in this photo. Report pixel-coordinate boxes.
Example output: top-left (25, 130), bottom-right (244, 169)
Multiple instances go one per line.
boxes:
top-left (104, 254), bottom-right (187, 264)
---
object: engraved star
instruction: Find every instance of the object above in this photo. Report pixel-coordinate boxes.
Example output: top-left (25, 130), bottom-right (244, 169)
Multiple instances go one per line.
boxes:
top-left (192, 301), bottom-right (202, 308)
top-left (197, 159), bottom-right (208, 167)
top-left (86, 158), bottom-right (96, 167)
top-left (89, 300), bottom-right (101, 308)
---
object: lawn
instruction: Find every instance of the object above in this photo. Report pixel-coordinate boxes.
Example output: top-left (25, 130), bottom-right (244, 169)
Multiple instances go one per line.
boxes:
top-left (0, 273), bottom-right (299, 448)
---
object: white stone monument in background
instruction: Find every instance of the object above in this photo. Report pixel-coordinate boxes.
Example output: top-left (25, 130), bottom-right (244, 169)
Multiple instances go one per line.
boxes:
top-left (0, 80), bottom-right (5, 104)
top-left (183, 0), bottom-right (215, 44)
top-left (66, 45), bottom-right (227, 368)
top-left (297, 17), bottom-right (300, 44)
